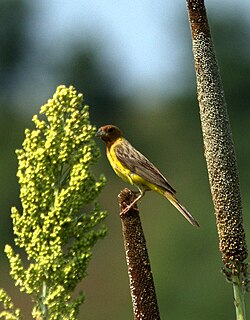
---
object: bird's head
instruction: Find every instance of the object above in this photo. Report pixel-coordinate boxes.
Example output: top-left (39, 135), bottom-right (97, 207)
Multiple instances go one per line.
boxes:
top-left (96, 125), bottom-right (122, 143)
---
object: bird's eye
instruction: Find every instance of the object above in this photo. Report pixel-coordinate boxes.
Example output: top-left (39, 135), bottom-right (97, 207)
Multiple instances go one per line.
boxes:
top-left (108, 127), bottom-right (114, 133)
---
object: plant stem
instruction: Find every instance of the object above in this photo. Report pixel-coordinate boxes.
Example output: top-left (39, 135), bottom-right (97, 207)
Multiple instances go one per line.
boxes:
top-left (185, 0), bottom-right (248, 317)
top-left (41, 281), bottom-right (48, 320)
top-left (232, 274), bottom-right (246, 320)
top-left (119, 188), bottom-right (161, 320)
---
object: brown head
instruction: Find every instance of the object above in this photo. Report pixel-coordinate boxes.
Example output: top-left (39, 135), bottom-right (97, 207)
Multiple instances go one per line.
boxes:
top-left (96, 125), bottom-right (123, 144)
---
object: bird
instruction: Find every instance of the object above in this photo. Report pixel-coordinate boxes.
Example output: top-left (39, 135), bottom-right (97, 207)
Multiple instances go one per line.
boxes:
top-left (96, 125), bottom-right (199, 227)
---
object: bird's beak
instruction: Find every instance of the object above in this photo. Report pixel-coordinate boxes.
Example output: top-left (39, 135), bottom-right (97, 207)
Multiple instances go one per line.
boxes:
top-left (95, 128), bottom-right (104, 138)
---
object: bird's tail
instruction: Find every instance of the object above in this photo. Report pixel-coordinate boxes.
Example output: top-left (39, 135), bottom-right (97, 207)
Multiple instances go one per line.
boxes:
top-left (164, 191), bottom-right (199, 227)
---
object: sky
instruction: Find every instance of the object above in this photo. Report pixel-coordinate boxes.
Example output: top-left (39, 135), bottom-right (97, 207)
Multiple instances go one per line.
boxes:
top-left (27, 1), bottom-right (250, 99)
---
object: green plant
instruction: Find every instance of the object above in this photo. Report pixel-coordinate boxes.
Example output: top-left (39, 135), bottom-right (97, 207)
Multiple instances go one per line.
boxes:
top-left (0, 85), bottom-right (107, 319)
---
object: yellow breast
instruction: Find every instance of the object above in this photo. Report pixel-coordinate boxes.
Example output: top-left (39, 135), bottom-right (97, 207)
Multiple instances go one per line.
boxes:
top-left (107, 138), bottom-right (134, 185)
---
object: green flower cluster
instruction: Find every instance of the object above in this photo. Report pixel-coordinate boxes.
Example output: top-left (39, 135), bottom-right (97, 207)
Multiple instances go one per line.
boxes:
top-left (0, 85), bottom-right (107, 319)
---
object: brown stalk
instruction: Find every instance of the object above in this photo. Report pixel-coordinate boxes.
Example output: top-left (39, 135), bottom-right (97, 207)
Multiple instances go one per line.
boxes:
top-left (119, 188), bottom-right (161, 320)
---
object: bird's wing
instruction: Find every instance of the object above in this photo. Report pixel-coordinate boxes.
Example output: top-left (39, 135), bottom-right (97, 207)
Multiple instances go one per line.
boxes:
top-left (114, 139), bottom-right (176, 194)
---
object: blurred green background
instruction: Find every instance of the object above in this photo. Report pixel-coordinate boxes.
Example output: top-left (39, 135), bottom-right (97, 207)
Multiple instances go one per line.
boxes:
top-left (0, 1), bottom-right (249, 319)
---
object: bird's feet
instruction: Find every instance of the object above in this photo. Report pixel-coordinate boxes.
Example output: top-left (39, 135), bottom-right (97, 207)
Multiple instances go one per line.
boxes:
top-left (120, 191), bottom-right (142, 217)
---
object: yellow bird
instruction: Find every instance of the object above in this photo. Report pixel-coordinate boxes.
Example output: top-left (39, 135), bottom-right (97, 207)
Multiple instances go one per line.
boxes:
top-left (96, 125), bottom-right (199, 227)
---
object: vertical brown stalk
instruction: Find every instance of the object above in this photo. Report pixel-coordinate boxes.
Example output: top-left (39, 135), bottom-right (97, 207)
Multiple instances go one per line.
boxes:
top-left (186, 0), bottom-right (248, 318)
top-left (119, 188), bottom-right (161, 320)
top-left (186, 0), bottom-right (247, 273)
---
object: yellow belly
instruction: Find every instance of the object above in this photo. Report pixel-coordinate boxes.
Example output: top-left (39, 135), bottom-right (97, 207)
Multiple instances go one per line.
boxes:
top-left (107, 142), bottom-right (134, 185)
